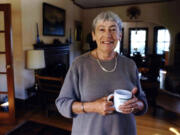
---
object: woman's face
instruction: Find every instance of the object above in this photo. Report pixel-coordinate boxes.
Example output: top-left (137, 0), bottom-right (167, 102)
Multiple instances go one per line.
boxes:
top-left (92, 20), bottom-right (122, 53)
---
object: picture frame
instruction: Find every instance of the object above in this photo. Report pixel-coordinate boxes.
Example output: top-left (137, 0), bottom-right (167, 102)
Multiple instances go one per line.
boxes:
top-left (74, 21), bottom-right (82, 41)
top-left (43, 3), bottom-right (65, 36)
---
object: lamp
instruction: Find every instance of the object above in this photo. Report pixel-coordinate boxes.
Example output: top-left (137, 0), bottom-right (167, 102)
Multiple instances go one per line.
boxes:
top-left (26, 50), bottom-right (45, 90)
top-left (27, 50), bottom-right (45, 69)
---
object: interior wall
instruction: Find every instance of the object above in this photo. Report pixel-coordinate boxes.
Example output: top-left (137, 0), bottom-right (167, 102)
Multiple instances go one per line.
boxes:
top-left (82, 0), bottom-right (180, 65)
top-left (0, 0), bottom-right (83, 99)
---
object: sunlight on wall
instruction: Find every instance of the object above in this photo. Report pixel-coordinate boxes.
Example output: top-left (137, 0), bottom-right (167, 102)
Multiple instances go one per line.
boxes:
top-left (169, 127), bottom-right (180, 135)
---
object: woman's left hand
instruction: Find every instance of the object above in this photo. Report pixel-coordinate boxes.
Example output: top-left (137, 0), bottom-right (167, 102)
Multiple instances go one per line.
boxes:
top-left (118, 87), bottom-right (144, 114)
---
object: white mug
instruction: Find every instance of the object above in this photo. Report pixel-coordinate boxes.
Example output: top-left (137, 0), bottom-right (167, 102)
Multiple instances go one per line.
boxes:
top-left (107, 89), bottom-right (132, 112)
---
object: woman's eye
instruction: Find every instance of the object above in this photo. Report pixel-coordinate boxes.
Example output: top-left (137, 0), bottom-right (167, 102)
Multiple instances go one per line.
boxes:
top-left (99, 28), bottom-right (104, 32)
top-left (110, 28), bottom-right (116, 32)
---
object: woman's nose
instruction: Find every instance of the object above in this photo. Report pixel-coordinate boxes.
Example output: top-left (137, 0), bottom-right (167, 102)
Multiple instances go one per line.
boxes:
top-left (103, 30), bottom-right (112, 37)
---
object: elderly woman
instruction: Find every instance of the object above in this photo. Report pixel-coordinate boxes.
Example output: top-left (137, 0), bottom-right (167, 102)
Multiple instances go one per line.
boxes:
top-left (56, 11), bottom-right (148, 135)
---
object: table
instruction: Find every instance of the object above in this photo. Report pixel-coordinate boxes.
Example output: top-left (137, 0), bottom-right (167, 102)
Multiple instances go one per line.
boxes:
top-left (155, 89), bottom-right (180, 114)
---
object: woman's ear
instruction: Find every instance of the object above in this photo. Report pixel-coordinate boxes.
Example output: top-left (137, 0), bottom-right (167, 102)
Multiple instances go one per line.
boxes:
top-left (92, 32), bottom-right (96, 41)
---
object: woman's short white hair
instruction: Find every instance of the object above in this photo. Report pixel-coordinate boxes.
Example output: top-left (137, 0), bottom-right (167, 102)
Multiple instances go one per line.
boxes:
top-left (92, 11), bottom-right (123, 33)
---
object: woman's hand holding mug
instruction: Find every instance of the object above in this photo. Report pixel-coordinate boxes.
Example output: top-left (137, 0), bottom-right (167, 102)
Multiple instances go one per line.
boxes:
top-left (93, 96), bottom-right (115, 115)
top-left (118, 87), bottom-right (144, 114)
top-left (93, 87), bottom-right (144, 115)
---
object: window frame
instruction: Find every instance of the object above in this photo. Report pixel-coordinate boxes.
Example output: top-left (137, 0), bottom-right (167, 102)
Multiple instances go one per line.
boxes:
top-left (128, 28), bottom-right (148, 56)
top-left (153, 26), bottom-right (170, 55)
top-left (120, 28), bottom-right (124, 54)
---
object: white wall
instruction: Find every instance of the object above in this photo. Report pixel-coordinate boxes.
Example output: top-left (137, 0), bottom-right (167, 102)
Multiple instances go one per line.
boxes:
top-left (0, 0), bottom-right (83, 99)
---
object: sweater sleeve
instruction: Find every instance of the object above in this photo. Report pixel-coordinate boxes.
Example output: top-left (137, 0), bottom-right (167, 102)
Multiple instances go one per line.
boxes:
top-left (55, 62), bottom-right (80, 118)
top-left (134, 67), bottom-right (148, 116)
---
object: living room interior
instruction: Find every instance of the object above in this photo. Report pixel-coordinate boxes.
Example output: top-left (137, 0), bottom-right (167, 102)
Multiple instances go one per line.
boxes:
top-left (0, 0), bottom-right (180, 134)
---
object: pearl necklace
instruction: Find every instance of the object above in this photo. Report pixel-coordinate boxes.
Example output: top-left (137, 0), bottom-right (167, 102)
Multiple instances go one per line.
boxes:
top-left (96, 51), bottom-right (117, 73)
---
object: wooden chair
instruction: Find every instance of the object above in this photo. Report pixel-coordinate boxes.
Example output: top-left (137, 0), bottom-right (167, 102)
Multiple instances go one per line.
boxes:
top-left (35, 74), bottom-right (64, 116)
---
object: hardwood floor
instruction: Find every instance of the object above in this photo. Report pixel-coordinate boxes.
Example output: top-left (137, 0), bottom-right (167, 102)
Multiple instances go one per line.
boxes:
top-left (136, 108), bottom-right (180, 135)
top-left (0, 106), bottom-right (179, 135)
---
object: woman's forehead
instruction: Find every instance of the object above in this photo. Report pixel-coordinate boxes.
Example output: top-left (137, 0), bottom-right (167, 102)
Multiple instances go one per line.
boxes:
top-left (96, 20), bottom-right (118, 27)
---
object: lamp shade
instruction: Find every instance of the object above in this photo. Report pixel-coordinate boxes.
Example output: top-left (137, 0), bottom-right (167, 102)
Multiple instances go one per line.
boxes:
top-left (26, 50), bottom-right (45, 69)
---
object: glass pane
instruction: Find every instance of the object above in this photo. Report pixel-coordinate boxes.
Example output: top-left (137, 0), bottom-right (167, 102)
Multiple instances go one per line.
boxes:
top-left (157, 29), bottom-right (170, 42)
top-left (0, 74), bottom-right (7, 92)
top-left (130, 30), bottom-right (146, 56)
top-left (0, 11), bottom-right (5, 31)
top-left (0, 94), bottom-right (9, 112)
top-left (0, 54), bottom-right (6, 72)
top-left (157, 29), bottom-right (170, 54)
top-left (164, 42), bottom-right (170, 52)
top-left (165, 30), bottom-right (170, 41)
top-left (131, 30), bottom-right (146, 42)
top-left (0, 33), bottom-right (5, 52)
top-left (157, 30), bottom-right (164, 41)
top-left (157, 43), bottom-right (164, 54)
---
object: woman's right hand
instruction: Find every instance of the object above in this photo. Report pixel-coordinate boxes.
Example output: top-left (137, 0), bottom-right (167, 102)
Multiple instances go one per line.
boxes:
top-left (93, 96), bottom-right (115, 115)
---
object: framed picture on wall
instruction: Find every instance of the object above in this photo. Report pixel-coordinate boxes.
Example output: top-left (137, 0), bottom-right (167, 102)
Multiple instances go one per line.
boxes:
top-left (43, 3), bottom-right (65, 36)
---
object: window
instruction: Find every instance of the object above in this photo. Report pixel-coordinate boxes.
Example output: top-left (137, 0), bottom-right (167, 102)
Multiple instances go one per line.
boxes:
top-left (154, 27), bottom-right (170, 55)
top-left (129, 28), bottom-right (148, 56)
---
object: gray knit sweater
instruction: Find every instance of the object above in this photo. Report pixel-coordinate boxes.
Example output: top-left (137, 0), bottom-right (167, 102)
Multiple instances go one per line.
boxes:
top-left (55, 52), bottom-right (148, 135)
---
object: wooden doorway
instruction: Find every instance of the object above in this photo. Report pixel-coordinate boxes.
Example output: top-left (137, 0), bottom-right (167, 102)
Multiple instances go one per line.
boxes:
top-left (0, 4), bottom-right (15, 124)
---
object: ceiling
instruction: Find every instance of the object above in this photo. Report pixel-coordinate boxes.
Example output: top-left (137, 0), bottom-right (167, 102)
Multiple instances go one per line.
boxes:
top-left (72, 0), bottom-right (171, 9)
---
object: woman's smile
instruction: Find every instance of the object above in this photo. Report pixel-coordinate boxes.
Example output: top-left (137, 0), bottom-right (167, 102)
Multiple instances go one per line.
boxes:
top-left (101, 41), bottom-right (114, 45)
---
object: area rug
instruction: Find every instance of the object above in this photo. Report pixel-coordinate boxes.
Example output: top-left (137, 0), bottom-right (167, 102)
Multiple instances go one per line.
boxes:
top-left (6, 120), bottom-right (71, 135)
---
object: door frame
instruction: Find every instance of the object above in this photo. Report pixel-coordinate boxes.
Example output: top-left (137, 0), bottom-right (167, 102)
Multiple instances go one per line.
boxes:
top-left (0, 4), bottom-right (15, 124)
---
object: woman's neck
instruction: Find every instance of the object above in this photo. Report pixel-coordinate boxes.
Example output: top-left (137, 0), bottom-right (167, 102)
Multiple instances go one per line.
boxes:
top-left (95, 49), bottom-right (116, 61)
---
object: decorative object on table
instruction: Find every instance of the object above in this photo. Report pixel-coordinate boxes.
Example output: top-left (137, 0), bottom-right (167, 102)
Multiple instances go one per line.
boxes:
top-left (36, 23), bottom-right (40, 44)
top-left (53, 39), bottom-right (62, 45)
top-left (69, 28), bottom-right (72, 44)
top-left (74, 21), bottom-right (82, 41)
top-left (6, 120), bottom-right (71, 135)
top-left (43, 3), bottom-right (65, 36)
top-left (26, 50), bottom-right (46, 90)
top-left (159, 69), bottom-right (167, 89)
top-left (65, 38), bottom-right (69, 44)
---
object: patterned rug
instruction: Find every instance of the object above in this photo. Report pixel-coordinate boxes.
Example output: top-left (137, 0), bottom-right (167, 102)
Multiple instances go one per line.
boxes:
top-left (6, 120), bottom-right (71, 135)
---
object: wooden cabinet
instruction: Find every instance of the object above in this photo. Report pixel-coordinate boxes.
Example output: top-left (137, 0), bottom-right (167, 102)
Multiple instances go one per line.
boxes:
top-left (34, 44), bottom-right (70, 73)
top-left (33, 44), bottom-right (70, 115)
